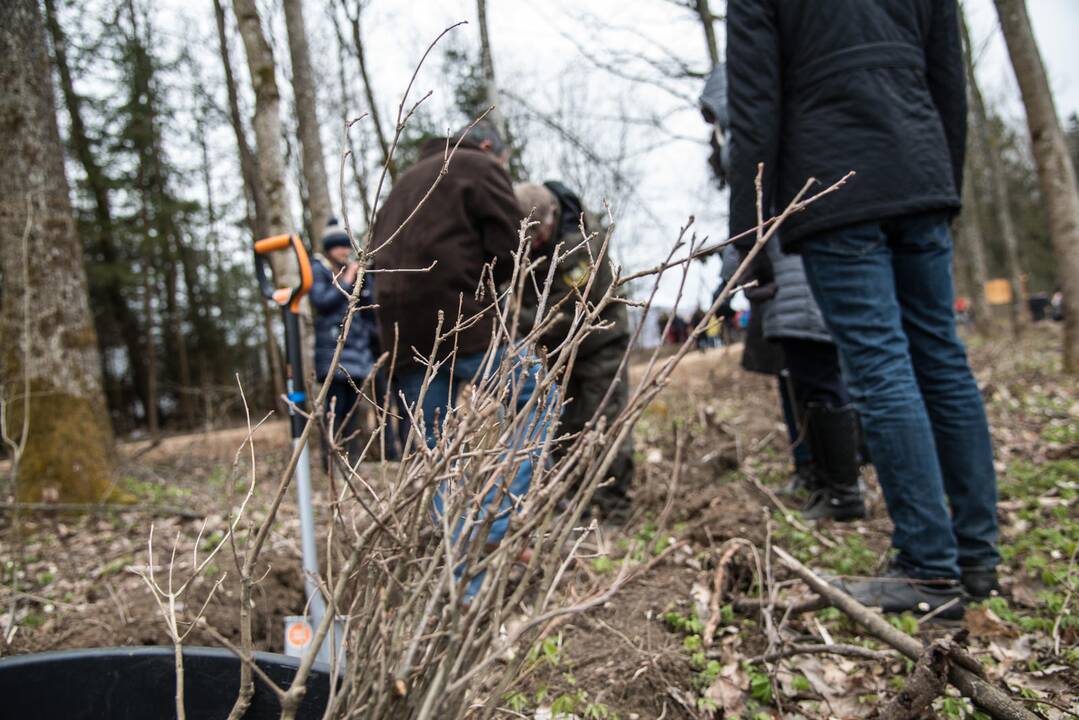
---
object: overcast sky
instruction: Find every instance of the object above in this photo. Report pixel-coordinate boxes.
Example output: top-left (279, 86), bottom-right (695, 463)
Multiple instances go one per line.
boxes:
top-left (147, 0), bottom-right (1079, 309)
top-left (363, 0), bottom-right (1079, 308)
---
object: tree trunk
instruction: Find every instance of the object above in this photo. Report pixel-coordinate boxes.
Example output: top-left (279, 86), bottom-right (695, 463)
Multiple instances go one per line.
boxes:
top-left (141, 253), bottom-right (160, 437)
top-left (283, 0), bottom-right (332, 240)
top-left (232, 0), bottom-right (301, 266)
top-left (994, 0), bottom-right (1079, 372)
top-left (0, 0), bottom-right (114, 502)
top-left (694, 0), bottom-right (721, 67)
top-left (331, 12), bottom-right (374, 220)
top-left (212, 0), bottom-right (286, 410)
top-left (961, 11), bottom-right (1026, 336)
top-left (959, 167), bottom-right (994, 333)
top-left (44, 0), bottom-right (151, 428)
top-left (213, 0), bottom-right (269, 238)
top-left (232, 0), bottom-right (315, 384)
top-left (339, 0), bottom-right (397, 182)
top-left (166, 242), bottom-right (195, 428)
top-left (475, 0), bottom-right (508, 140)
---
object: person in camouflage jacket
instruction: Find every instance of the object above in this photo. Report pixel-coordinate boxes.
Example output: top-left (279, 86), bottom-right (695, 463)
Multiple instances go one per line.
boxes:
top-left (515, 181), bottom-right (634, 521)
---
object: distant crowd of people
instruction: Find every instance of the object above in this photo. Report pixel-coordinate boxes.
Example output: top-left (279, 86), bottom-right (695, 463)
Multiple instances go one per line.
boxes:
top-left (308, 0), bottom-right (1006, 618)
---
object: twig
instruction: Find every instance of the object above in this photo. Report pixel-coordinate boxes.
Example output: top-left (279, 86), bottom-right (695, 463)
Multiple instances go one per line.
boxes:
top-left (1051, 544), bottom-right (1078, 656)
top-left (704, 539), bottom-right (749, 646)
top-left (746, 642), bottom-right (896, 665)
top-left (732, 596), bottom-right (829, 615)
top-left (0, 502), bottom-right (205, 519)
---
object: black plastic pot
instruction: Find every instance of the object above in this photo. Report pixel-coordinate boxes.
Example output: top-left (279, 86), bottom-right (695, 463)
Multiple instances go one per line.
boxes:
top-left (0, 646), bottom-right (331, 719)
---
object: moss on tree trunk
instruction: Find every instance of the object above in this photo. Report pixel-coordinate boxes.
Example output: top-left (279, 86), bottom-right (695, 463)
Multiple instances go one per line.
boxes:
top-left (8, 381), bottom-right (113, 503)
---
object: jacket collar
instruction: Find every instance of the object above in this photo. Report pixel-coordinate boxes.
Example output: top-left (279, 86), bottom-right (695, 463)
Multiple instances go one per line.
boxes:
top-left (419, 136), bottom-right (484, 159)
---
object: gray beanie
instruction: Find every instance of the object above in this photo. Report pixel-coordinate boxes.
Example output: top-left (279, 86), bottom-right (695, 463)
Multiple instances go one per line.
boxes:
top-left (322, 217), bottom-right (350, 251)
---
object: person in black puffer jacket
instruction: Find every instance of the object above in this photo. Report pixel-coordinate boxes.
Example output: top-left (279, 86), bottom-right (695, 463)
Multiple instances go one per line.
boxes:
top-left (727, 0), bottom-right (999, 618)
top-left (310, 218), bottom-right (382, 467)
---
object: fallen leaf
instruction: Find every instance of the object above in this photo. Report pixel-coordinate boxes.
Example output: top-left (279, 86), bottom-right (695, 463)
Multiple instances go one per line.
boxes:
top-left (705, 663), bottom-right (748, 716)
top-left (965, 606), bottom-right (1019, 639)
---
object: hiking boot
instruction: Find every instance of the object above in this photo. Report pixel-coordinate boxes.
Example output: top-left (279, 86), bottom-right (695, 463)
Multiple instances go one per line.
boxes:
top-left (800, 404), bottom-right (866, 522)
top-left (832, 563), bottom-right (966, 620)
top-left (802, 487), bottom-right (866, 521)
top-left (961, 566), bottom-right (1000, 600)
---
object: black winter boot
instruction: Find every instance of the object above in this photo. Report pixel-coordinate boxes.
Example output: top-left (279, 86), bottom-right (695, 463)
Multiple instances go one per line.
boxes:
top-left (801, 404), bottom-right (866, 522)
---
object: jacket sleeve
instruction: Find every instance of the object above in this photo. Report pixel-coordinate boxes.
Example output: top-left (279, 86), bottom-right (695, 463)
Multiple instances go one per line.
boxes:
top-left (468, 159), bottom-right (524, 286)
top-left (309, 262), bottom-right (350, 314)
top-left (727, 0), bottom-right (781, 250)
top-left (926, 0), bottom-right (967, 196)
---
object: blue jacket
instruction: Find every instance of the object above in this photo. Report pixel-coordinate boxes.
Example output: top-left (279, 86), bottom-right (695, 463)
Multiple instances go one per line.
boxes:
top-left (310, 256), bottom-right (379, 382)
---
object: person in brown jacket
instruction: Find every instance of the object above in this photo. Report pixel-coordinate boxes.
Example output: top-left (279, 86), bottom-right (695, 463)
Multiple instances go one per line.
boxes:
top-left (372, 121), bottom-right (555, 599)
top-left (373, 121), bottom-right (521, 362)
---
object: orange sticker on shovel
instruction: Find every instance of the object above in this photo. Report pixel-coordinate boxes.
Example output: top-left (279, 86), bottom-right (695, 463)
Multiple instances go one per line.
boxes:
top-left (287, 621), bottom-right (312, 647)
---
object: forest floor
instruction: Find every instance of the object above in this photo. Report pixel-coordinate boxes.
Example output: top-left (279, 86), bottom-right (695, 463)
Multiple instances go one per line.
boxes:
top-left (1, 324), bottom-right (1076, 719)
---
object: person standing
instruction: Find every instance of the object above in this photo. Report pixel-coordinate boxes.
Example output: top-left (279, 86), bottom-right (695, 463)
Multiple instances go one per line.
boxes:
top-left (514, 181), bottom-right (634, 522)
top-left (310, 217), bottom-right (380, 469)
top-left (727, 0), bottom-right (999, 617)
top-left (372, 121), bottom-right (553, 594)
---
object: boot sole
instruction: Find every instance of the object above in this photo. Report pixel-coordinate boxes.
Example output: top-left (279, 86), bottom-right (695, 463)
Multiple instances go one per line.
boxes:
top-left (804, 506), bottom-right (866, 522)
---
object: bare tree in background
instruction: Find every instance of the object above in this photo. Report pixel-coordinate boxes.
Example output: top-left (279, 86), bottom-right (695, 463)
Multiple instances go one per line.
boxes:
top-left (336, 0), bottom-right (397, 182)
top-left (686, 0), bottom-right (721, 66)
top-left (43, 0), bottom-right (154, 420)
top-left (994, 0), bottom-right (1079, 372)
top-left (232, 0), bottom-right (315, 372)
top-left (962, 10), bottom-right (1025, 335)
top-left (327, 6), bottom-right (374, 220)
top-left (0, 0), bottom-right (114, 502)
top-left (958, 166), bottom-right (993, 331)
top-left (212, 0), bottom-right (287, 411)
top-left (283, 0), bottom-right (332, 239)
top-left (231, 0), bottom-right (301, 279)
top-left (475, 0), bottom-right (508, 140)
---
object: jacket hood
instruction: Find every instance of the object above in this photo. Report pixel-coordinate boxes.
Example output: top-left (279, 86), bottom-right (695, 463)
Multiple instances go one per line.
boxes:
top-left (543, 180), bottom-right (585, 240)
top-left (699, 64), bottom-right (728, 131)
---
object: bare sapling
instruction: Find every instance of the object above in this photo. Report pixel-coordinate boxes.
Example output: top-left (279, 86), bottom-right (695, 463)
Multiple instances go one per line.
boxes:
top-left (132, 17), bottom-right (854, 715)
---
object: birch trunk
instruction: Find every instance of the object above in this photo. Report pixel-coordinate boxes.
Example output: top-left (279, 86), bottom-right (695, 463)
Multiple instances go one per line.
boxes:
top-left (283, 0), bottom-right (332, 239)
top-left (959, 167), bottom-right (994, 333)
top-left (962, 11), bottom-right (1026, 336)
top-left (232, 0), bottom-right (315, 381)
top-left (476, 0), bottom-right (508, 140)
top-left (0, 0), bottom-right (114, 502)
top-left (694, 0), bottom-right (721, 67)
top-left (994, 0), bottom-right (1079, 372)
top-left (211, 0), bottom-right (286, 410)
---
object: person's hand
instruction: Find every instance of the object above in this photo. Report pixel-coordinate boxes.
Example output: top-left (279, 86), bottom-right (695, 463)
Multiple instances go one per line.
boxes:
top-left (341, 261), bottom-right (360, 285)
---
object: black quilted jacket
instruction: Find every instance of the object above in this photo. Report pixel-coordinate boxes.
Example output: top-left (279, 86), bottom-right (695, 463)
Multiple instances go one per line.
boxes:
top-left (726, 0), bottom-right (967, 250)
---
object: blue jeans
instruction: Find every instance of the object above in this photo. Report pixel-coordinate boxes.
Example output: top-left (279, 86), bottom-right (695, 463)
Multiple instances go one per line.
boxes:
top-left (801, 212), bottom-right (999, 579)
top-left (396, 347), bottom-right (555, 595)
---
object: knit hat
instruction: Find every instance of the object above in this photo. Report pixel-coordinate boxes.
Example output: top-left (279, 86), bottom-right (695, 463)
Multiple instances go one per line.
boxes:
top-left (321, 217), bottom-right (351, 251)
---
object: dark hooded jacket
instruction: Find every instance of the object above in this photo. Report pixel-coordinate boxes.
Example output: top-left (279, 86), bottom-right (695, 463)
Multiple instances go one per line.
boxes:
top-left (726, 0), bottom-right (967, 250)
top-left (371, 138), bottom-right (523, 364)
